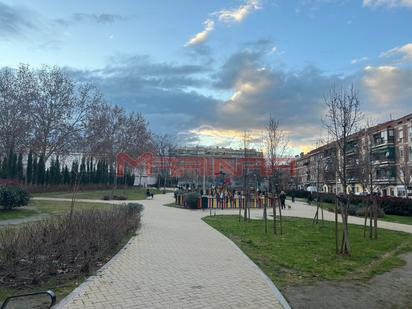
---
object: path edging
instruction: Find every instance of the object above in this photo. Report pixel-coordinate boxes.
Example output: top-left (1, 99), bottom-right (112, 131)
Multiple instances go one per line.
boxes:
top-left (201, 217), bottom-right (291, 309)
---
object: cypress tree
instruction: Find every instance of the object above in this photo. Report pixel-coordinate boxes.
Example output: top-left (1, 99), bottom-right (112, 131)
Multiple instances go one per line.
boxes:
top-left (32, 157), bottom-right (38, 185)
top-left (1, 156), bottom-right (6, 179)
top-left (63, 166), bottom-right (70, 184)
top-left (11, 152), bottom-right (17, 179)
top-left (80, 157), bottom-right (86, 184)
top-left (55, 156), bottom-right (61, 185)
top-left (27, 151), bottom-right (33, 184)
top-left (71, 161), bottom-right (79, 185)
top-left (45, 168), bottom-right (50, 186)
top-left (37, 156), bottom-right (45, 186)
top-left (17, 153), bottom-right (24, 182)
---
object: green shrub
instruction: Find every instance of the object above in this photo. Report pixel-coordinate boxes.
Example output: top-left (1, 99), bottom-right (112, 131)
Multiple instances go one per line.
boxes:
top-left (103, 195), bottom-right (128, 201)
top-left (0, 185), bottom-right (30, 210)
top-left (287, 190), bottom-right (310, 199)
top-left (378, 197), bottom-right (412, 216)
top-left (127, 203), bottom-right (144, 213)
top-left (185, 192), bottom-right (200, 209)
top-left (355, 206), bottom-right (385, 218)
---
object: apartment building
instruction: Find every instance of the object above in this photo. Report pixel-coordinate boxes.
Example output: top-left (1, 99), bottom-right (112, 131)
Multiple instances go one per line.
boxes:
top-left (296, 113), bottom-right (412, 197)
top-left (171, 146), bottom-right (264, 189)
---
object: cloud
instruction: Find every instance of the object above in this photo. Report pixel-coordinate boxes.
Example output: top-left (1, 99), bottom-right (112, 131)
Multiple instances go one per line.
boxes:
top-left (362, 65), bottom-right (412, 109)
top-left (363, 0), bottom-right (412, 7)
top-left (184, 0), bottom-right (261, 47)
top-left (71, 13), bottom-right (130, 24)
top-left (380, 43), bottom-right (412, 63)
top-left (65, 54), bottom-right (217, 136)
top-left (351, 56), bottom-right (369, 64)
top-left (65, 47), bottom-right (412, 154)
top-left (184, 19), bottom-right (215, 47)
top-left (215, 0), bottom-right (261, 23)
top-left (0, 2), bottom-right (65, 49)
top-left (0, 2), bottom-right (39, 39)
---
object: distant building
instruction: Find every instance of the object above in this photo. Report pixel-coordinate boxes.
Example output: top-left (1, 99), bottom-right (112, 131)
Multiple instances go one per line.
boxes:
top-left (171, 146), bottom-right (264, 189)
top-left (296, 113), bottom-right (412, 197)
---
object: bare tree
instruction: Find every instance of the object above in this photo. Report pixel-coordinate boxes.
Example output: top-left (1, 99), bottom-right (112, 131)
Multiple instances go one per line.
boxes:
top-left (323, 85), bottom-right (362, 255)
top-left (0, 65), bottom-right (36, 154)
top-left (154, 134), bottom-right (177, 192)
top-left (398, 159), bottom-right (411, 199)
top-left (265, 116), bottom-right (288, 235)
top-left (29, 66), bottom-right (100, 160)
top-left (313, 149), bottom-right (326, 224)
top-left (242, 131), bottom-right (250, 222)
top-left (354, 121), bottom-right (380, 239)
top-left (84, 103), bottom-right (153, 196)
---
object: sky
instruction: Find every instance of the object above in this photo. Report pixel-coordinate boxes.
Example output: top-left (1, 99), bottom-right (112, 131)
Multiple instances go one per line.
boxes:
top-left (1, 0), bottom-right (412, 154)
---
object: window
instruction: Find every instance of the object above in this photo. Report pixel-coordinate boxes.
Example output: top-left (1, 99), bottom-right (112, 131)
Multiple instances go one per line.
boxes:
top-left (398, 128), bottom-right (404, 143)
top-left (400, 147), bottom-right (404, 159)
top-left (409, 127), bottom-right (412, 143)
top-left (388, 129), bottom-right (394, 143)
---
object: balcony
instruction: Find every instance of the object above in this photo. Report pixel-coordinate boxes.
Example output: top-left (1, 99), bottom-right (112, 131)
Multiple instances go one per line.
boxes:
top-left (371, 146), bottom-right (395, 164)
top-left (372, 133), bottom-right (394, 148)
top-left (375, 166), bottom-right (396, 184)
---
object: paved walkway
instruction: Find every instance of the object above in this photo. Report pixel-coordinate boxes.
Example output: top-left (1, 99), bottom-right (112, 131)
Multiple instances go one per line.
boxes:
top-left (57, 194), bottom-right (287, 309)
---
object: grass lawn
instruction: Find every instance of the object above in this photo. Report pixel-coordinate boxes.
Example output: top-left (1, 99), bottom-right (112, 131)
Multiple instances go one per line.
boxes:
top-left (0, 208), bottom-right (39, 221)
top-left (33, 187), bottom-right (166, 200)
top-left (203, 215), bottom-right (412, 288)
top-left (306, 200), bottom-right (412, 226)
top-left (0, 277), bottom-right (82, 306)
top-left (0, 200), bottom-right (114, 222)
top-left (381, 214), bottom-right (412, 225)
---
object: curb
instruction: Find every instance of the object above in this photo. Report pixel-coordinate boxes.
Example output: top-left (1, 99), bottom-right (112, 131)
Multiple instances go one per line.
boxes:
top-left (201, 217), bottom-right (291, 309)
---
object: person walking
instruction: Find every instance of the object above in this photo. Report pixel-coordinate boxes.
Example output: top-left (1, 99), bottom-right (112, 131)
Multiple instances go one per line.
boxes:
top-left (279, 191), bottom-right (286, 210)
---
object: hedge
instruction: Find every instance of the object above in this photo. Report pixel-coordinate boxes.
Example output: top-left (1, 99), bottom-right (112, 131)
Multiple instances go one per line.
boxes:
top-left (289, 190), bottom-right (412, 217)
top-left (184, 192), bottom-right (200, 209)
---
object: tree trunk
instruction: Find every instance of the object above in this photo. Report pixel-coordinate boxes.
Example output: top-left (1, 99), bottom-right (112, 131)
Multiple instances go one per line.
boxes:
top-left (238, 196), bottom-right (242, 222)
top-left (244, 192), bottom-right (248, 222)
top-left (278, 195), bottom-right (283, 235)
top-left (340, 201), bottom-right (351, 255)
top-left (335, 196), bottom-right (339, 254)
top-left (313, 196), bottom-right (320, 224)
top-left (272, 195), bottom-right (277, 235)
top-left (264, 200), bottom-right (268, 233)
top-left (363, 198), bottom-right (368, 238)
top-left (373, 197), bottom-right (378, 239)
top-left (369, 202), bottom-right (373, 239)
top-left (362, 196), bottom-right (368, 238)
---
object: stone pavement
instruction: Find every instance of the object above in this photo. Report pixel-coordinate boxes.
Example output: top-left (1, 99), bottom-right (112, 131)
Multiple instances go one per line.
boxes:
top-left (57, 194), bottom-right (287, 309)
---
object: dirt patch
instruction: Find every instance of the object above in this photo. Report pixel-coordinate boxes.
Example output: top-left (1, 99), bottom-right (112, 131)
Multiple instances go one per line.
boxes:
top-left (284, 253), bottom-right (412, 309)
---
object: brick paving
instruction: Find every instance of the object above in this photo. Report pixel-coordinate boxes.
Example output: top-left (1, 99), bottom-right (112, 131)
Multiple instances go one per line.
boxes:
top-left (57, 194), bottom-right (286, 309)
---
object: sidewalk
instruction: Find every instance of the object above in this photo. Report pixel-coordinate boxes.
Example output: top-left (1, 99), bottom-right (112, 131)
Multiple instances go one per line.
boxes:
top-left (58, 194), bottom-right (286, 308)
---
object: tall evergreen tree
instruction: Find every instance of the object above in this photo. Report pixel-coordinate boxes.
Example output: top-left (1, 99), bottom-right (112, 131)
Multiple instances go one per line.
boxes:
top-left (11, 152), bottom-right (17, 179)
top-left (80, 157), bottom-right (86, 184)
top-left (63, 165), bottom-right (70, 184)
top-left (32, 156), bottom-right (38, 185)
top-left (17, 153), bottom-right (23, 182)
top-left (0, 156), bottom-right (6, 178)
top-left (26, 150), bottom-right (33, 184)
top-left (37, 156), bottom-right (45, 185)
top-left (71, 161), bottom-right (79, 185)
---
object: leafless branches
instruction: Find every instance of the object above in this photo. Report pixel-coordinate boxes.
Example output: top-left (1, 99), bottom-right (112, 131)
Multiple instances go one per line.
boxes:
top-left (323, 84), bottom-right (363, 255)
